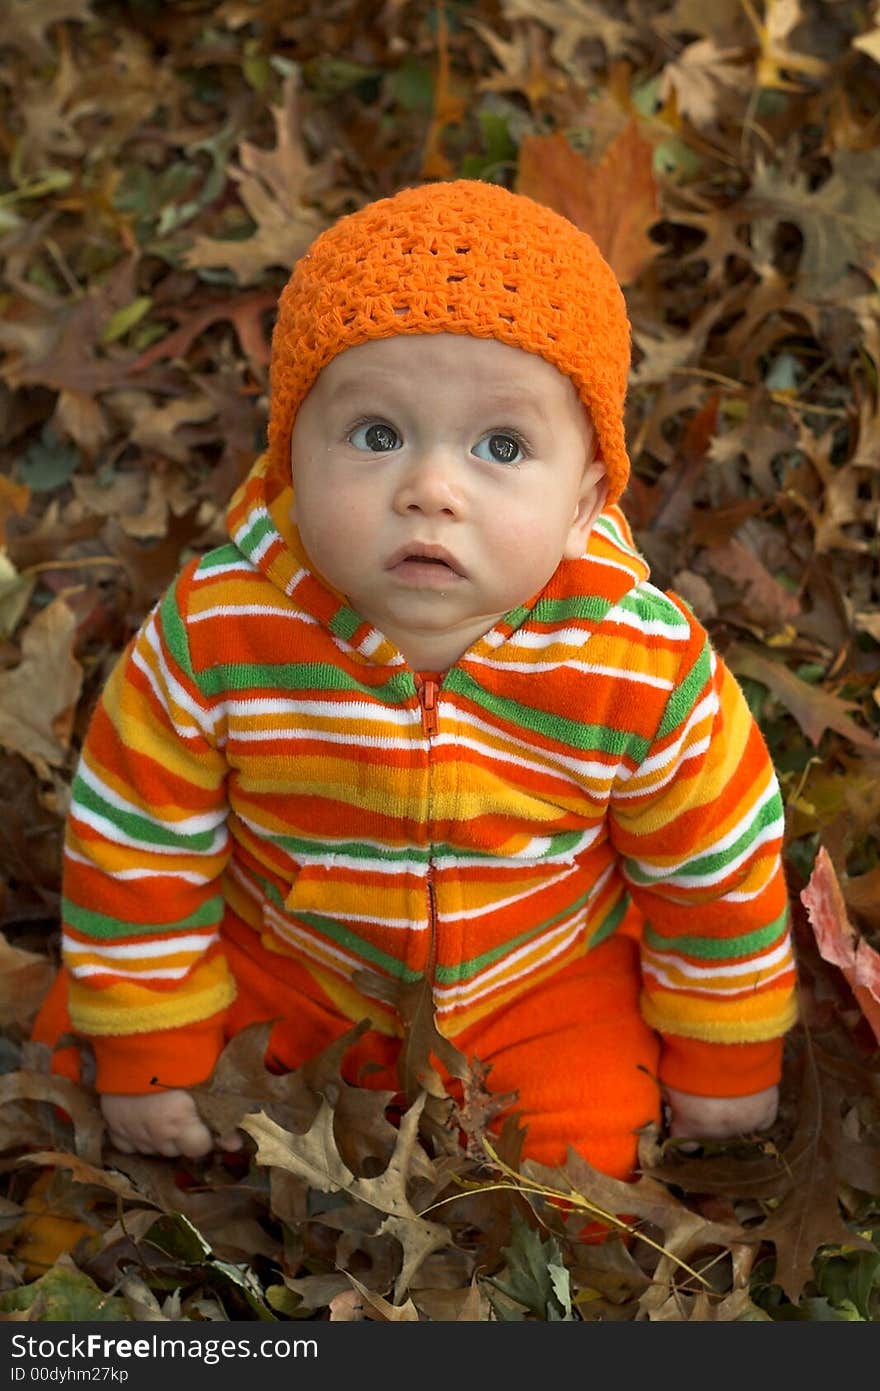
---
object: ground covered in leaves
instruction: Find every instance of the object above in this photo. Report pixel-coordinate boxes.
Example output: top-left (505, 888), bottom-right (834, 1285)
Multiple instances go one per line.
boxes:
top-left (1, 0), bottom-right (880, 1323)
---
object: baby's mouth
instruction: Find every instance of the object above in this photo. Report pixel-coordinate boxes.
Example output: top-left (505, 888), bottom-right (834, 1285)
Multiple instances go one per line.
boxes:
top-left (386, 545), bottom-right (464, 580)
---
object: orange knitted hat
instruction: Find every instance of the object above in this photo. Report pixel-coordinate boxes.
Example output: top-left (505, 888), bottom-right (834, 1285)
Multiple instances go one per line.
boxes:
top-left (268, 179), bottom-right (632, 504)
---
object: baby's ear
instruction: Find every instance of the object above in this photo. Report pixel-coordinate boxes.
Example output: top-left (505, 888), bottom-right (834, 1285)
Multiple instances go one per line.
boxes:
top-left (564, 462), bottom-right (607, 559)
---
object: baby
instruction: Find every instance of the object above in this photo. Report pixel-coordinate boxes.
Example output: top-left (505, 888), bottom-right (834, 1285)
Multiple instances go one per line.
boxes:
top-left (33, 180), bottom-right (797, 1176)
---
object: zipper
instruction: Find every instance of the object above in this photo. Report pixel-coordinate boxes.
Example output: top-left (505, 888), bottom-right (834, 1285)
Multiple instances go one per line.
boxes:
top-left (415, 675), bottom-right (440, 998)
top-left (415, 675), bottom-right (439, 738)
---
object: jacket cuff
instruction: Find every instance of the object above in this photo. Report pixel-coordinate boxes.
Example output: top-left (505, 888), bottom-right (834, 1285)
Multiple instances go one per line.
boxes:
top-left (659, 1034), bottom-right (784, 1096)
top-left (91, 1012), bottom-right (228, 1094)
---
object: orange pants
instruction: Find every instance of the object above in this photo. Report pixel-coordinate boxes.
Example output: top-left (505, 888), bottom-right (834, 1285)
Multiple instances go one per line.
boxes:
top-left (34, 931), bottom-right (661, 1180)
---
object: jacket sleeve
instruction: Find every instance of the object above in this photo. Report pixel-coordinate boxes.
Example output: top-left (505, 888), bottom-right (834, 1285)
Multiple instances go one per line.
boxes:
top-left (608, 597), bottom-right (797, 1097)
top-left (61, 561), bottom-right (236, 1093)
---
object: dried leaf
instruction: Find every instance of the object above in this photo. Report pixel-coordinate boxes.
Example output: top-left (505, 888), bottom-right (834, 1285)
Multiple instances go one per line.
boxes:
top-left (0, 933), bottom-right (54, 1028)
top-left (185, 72), bottom-right (333, 285)
top-left (516, 123), bottom-right (659, 284)
top-left (801, 846), bottom-right (880, 1045)
top-left (0, 597), bottom-right (83, 771)
top-left (728, 645), bottom-right (880, 752)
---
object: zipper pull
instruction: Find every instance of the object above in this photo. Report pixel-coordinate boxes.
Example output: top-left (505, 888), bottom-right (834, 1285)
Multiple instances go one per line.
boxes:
top-left (416, 677), bottom-right (439, 738)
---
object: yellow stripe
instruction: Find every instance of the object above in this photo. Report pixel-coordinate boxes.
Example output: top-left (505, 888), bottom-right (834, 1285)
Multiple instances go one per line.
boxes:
top-left (641, 986), bottom-right (798, 1041)
top-left (68, 957), bottom-right (234, 1035)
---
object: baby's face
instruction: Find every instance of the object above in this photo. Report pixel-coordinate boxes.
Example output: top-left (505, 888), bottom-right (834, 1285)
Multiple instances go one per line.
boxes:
top-left (290, 333), bottom-right (606, 671)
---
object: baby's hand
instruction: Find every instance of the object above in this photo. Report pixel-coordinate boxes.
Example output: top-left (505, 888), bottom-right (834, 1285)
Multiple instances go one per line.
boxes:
top-left (101, 1089), bottom-right (242, 1159)
top-left (664, 1084), bottom-right (779, 1141)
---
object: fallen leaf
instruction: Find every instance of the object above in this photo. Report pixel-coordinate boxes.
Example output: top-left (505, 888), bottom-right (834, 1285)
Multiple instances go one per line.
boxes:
top-left (727, 645), bottom-right (880, 752)
top-left (516, 123), bottom-right (659, 284)
top-left (500, 0), bottom-right (638, 72)
top-left (801, 846), bottom-right (880, 1045)
top-left (0, 596), bottom-right (83, 772)
top-left (0, 0), bottom-right (93, 61)
top-left (184, 72), bottom-right (334, 285)
top-left (660, 38), bottom-right (748, 129)
top-left (0, 933), bottom-right (54, 1028)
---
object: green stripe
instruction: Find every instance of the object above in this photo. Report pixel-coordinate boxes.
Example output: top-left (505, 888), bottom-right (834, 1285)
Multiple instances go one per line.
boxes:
top-left (624, 793), bottom-right (782, 886)
top-left (594, 514), bottom-right (639, 559)
top-left (615, 589), bottom-right (688, 626)
top-left (285, 909), bottom-right (423, 982)
top-left (434, 883), bottom-right (626, 985)
top-left (433, 829), bottom-right (585, 863)
top-left (654, 639), bottom-right (710, 741)
top-left (253, 832), bottom-right (431, 865)
top-left (329, 606), bottom-right (364, 641)
top-left (63, 895), bottom-right (224, 942)
top-left (643, 906), bottom-right (789, 962)
top-left (74, 776), bottom-right (221, 853)
top-left (197, 661), bottom-right (416, 699)
top-left (443, 669), bottom-right (649, 758)
top-left (195, 543), bottom-right (247, 573)
top-left (158, 583), bottom-right (196, 682)
top-left (258, 878), bottom-right (423, 980)
top-left (586, 891), bottom-right (629, 948)
top-left (237, 512), bottom-right (276, 556)
top-left (433, 887), bottom-right (592, 984)
top-left (530, 594), bottom-right (612, 624)
top-left (500, 603), bottom-right (530, 631)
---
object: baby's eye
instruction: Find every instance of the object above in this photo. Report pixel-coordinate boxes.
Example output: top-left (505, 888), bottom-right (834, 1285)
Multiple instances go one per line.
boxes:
top-left (349, 420), bottom-right (401, 452)
top-left (472, 431), bottom-right (526, 466)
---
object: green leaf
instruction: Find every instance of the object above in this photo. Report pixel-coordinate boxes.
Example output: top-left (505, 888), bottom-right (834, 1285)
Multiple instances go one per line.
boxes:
top-left (101, 295), bottom-right (152, 344)
top-left (16, 427), bottom-right (80, 493)
top-left (814, 1247), bottom-right (880, 1320)
top-left (484, 1210), bottom-right (575, 1321)
top-left (145, 1211), bottom-right (212, 1264)
top-left (388, 58), bottom-right (434, 112)
top-left (460, 110), bottom-right (517, 181)
top-left (0, 1265), bottom-right (128, 1320)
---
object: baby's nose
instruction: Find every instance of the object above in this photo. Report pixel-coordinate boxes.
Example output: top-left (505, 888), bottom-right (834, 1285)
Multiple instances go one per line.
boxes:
top-left (394, 450), bottom-right (463, 515)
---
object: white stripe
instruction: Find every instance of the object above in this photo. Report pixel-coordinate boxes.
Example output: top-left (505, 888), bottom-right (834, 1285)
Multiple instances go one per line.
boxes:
top-left (284, 566), bottom-right (309, 595)
top-left (643, 935), bottom-right (792, 982)
top-left (223, 696), bottom-right (420, 726)
top-left (230, 811), bottom-right (429, 876)
top-left (263, 902), bottom-right (381, 980)
top-left (63, 930), bottom-right (218, 960)
top-left (187, 604), bottom-right (316, 625)
top-left (138, 616), bottom-right (220, 737)
top-left (195, 558), bottom-right (257, 580)
top-left (643, 957), bottom-right (793, 996)
top-left (603, 609), bottom-right (689, 640)
top-left (467, 653), bottom-right (675, 689)
top-left (447, 705), bottom-right (625, 785)
top-left (71, 963), bottom-right (192, 981)
top-left (358, 629), bottom-right (385, 657)
top-left (232, 511), bottom-right (276, 564)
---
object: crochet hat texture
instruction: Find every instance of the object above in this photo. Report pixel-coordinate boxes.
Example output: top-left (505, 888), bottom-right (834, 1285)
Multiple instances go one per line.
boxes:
top-left (268, 179), bottom-right (633, 504)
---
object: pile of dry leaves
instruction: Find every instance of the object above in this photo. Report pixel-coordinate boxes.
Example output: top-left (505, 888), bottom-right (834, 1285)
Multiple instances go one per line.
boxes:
top-left (1, 0), bottom-right (879, 1321)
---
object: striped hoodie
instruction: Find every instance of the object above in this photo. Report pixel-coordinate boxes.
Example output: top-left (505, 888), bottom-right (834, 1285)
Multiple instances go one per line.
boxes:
top-left (61, 451), bottom-right (797, 1094)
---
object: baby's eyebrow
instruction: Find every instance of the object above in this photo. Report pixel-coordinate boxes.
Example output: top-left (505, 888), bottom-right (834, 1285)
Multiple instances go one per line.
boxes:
top-left (324, 372), bottom-right (396, 405)
top-left (324, 375), bottom-right (550, 424)
top-left (480, 389), bottom-right (550, 422)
